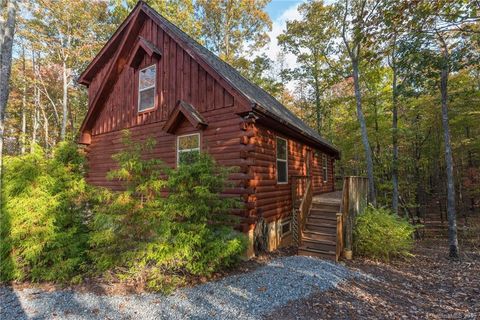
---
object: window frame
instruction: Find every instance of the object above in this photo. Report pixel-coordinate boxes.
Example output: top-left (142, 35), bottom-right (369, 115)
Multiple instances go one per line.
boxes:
top-left (280, 218), bottom-right (292, 238)
top-left (322, 154), bottom-right (328, 183)
top-left (176, 133), bottom-right (201, 166)
top-left (137, 64), bottom-right (157, 113)
top-left (276, 136), bottom-right (288, 184)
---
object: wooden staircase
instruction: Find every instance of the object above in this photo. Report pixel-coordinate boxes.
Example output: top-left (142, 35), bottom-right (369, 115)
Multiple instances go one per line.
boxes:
top-left (298, 197), bottom-right (341, 260)
top-left (292, 176), bottom-right (368, 262)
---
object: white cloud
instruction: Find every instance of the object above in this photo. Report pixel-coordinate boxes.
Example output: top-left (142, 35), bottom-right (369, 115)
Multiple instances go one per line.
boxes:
top-left (263, 3), bottom-right (303, 69)
top-left (260, 0), bottom-right (338, 92)
top-left (257, 2), bottom-right (304, 92)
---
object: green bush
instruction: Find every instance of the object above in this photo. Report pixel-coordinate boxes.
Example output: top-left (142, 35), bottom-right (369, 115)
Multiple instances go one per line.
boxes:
top-left (88, 131), bottom-right (247, 292)
top-left (0, 142), bottom-right (92, 282)
top-left (1, 132), bottom-right (247, 291)
top-left (354, 206), bottom-right (416, 261)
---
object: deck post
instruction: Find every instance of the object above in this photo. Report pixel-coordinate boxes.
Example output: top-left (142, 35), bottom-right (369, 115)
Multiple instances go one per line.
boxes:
top-left (341, 176), bottom-right (369, 259)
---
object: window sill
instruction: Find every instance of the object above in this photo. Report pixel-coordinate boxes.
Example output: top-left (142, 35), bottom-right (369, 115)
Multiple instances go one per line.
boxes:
top-left (137, 105), bottom-right (157, 115)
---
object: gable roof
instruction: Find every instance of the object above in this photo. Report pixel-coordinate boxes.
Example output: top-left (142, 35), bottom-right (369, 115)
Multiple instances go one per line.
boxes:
top-left (78, 1), bottom-right (339, 156)
top-left (163, 100), bottom-right (208, 134)
top-left (142, 4), bottom-right (338, 155)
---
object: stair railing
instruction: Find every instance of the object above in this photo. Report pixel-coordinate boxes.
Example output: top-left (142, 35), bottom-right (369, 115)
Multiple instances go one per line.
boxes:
top-left (336, 178), bottom-right (349, 261)
top-left (339, 176), bottom-right (369, 260)
top-left (291, 175), bottom-right (312, 247)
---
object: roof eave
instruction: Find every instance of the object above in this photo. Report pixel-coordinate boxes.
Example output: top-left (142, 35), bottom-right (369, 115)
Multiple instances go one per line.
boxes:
top-left (77, 1), bottom-right (143, 86)
top-left (252, 104), bottom-right (340, 158)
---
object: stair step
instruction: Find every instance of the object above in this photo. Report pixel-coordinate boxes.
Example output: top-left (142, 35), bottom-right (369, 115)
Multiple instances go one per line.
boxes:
top-left (312, 198), bottom-right (341, 205)
top-left (303, 230), bottom-right (337, 241)
top-left (301, 240), bottom-right (336, 252)
top-left (305, 222), bottom-right (336, 233)
top-left (308, 215), bottom-right (337, 223)
top-left (310, 208), bottom-right (338, 215)
top-left (298, 247), bottom-right (336, 260)
top-left (312, 202), bottom-right (340, 208)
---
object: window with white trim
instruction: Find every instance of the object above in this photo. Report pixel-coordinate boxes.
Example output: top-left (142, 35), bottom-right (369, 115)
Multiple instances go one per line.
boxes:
top-left (322, 154), bottom-right (328, 183)
top-left (138, 65), bottom-right (156, 112)
top-left (276, 137), bottom-right (288, 183)
top-left (177, 133), bottom-right (200, 165)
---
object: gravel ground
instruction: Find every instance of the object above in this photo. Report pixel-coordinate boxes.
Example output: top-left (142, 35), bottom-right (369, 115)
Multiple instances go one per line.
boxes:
top-left (0, 256), bottom-right (358, 320)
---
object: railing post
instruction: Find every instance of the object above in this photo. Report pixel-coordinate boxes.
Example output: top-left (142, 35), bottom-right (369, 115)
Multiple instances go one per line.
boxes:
top-left (341, 176), bottom-right (368, 260)
top-left (336, 212), bottom-right (343, 262)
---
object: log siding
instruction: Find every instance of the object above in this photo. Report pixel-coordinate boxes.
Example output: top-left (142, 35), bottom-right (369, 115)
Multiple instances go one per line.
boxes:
top-left (80, 3), bottom-right (338, 248)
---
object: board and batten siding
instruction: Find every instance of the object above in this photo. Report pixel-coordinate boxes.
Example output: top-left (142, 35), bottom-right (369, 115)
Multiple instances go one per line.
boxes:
top-left (89, 19), bottom-right (238, 135)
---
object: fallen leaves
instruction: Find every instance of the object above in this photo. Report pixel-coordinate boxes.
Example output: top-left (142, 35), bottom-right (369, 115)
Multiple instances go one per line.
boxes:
top-left (266, 238), bottom-right (480, 320)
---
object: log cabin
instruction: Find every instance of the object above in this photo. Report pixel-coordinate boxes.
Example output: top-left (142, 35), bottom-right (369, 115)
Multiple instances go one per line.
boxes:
top-left (78, 1), bottom-right (343, 259)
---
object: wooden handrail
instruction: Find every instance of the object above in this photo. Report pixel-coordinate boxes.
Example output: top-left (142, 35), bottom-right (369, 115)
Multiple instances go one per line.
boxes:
top-left (297, 178), bottom-right (312, 245)
top-left (291, 175), bottom-right (311, 247)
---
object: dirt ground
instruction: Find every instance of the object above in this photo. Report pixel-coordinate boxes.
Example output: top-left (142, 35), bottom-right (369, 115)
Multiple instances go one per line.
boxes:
top-left (267, 238), bottom-right (480, 319)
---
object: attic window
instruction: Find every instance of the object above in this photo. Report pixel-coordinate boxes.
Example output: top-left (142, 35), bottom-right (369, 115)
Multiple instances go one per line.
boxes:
top-left (138, 65), bottom-right (156, 112)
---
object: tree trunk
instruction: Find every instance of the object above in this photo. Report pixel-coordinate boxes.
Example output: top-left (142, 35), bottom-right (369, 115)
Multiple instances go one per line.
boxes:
top-left (0, 0), bottom-right (6, 45)
top-left (39, 103), bottom-right (49, 151)
top-left (0, 0), bottom-right (17, 206)
top-left (314, 72), bottom-right (322, 134)
top-left (60, 60), bottom-right (68, 140)
top-left (440, 60), bottom-right (459, 258)
top-left (21, 44), bottom-right (27, 154)
top-left (31, 49), bottom-right (39, 151)
top-left (392, 64), bottom-right (399, 214)
top-left (352, 58), bottom-right (376, 205)
top-left (31, 106), bottom-right (38, 149)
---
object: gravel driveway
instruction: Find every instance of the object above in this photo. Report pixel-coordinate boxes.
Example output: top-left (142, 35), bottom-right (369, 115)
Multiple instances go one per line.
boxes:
top-left (1, 256), bottom-right (358, 320)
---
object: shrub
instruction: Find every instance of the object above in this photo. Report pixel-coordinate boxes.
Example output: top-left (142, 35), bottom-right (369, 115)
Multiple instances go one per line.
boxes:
top-left (0, 142), bottom-right (92, 282)
top-left (354, 206), bottom-right (416, 261)
top-left (88, 131), bottom-right (247, 292)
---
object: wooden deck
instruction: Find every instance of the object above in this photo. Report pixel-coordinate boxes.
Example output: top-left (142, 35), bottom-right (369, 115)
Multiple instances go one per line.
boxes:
top-left (312, 191), bottom-right (342, 204)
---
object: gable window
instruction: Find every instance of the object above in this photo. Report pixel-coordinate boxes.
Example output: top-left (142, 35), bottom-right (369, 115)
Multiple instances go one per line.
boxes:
top-left (276, 137), bottom-right (288, 184)
top-left (138, 65), bottom-right (156, 112)
top-left (322, 154), bottom-right (328, 183)
top-left (177, 133), bottom-right (200, 165)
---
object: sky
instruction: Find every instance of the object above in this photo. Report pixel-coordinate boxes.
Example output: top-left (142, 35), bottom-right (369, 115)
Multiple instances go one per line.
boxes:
top-left (262, 0), bottom-right (336, 90)
top-left (263, 0), bottom-right (306, 90)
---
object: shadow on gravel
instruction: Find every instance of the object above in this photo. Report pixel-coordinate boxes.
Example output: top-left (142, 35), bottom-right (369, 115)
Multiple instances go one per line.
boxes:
top-left (1, 256), bottom-right (359, 320)
top-left (144, 256), bottom-right (359, 320)
top-left (0, 287), bottom-right (28, 320)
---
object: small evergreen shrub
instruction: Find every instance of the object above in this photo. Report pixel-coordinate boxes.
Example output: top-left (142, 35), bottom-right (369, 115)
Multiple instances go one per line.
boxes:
top-left (354, 206), bottom-right (416, 261)
top-left (88, 131), bottom-right (247, 292)
top-left (1, 131), bottom-right (247, 291)
top-left (0, 142), bottom-right (92, 282)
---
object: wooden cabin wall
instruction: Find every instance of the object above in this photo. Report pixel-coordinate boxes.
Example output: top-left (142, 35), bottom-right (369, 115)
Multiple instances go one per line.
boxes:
top-left (245, 124), bottom-right (335, 224)
top-left (83, 16), bottom-right (336, 233)
top-left (84, 18), bottom-right (253, 226)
